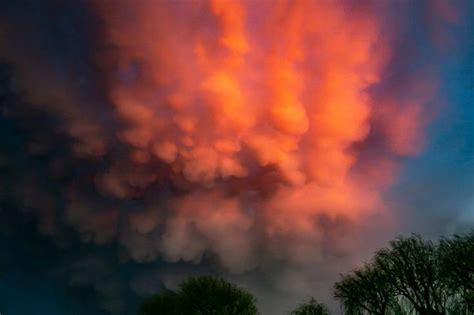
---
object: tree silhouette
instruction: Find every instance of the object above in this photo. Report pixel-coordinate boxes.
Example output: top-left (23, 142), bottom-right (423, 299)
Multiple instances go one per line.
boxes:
top-left (438, 231), bottom-right (474, 312)
top-left (335, 263), bottom-right (396, 314)
top-left (290, 297), bottom-right (330, 315)
top-left (334, 233), bottom-right (474, 314)
top-left (137, 275), bottom-right (258, 315)
top-left (179, 276), bottom-right (258, 315)
top-left (138, 290), bottom-right (181, 315)
top-left (374, 235), bottom-right (449, 314)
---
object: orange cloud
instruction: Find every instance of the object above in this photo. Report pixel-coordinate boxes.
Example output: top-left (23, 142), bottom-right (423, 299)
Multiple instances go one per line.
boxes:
top-left (89, 0), bottom-right (434, 270)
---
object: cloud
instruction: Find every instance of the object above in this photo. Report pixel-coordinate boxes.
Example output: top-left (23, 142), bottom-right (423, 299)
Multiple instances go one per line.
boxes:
top-left (0, 0), bottom-right (470, 314)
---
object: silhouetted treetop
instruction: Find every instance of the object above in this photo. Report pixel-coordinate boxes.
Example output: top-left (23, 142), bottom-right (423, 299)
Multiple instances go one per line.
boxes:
top-left (290, 297), bottom-right (330, 315)
top-left (180, 276), bottom-right (258, 315)
top-left (438, 231), bottom-right (474, 312)
top-left (335, 263), bottom-right (395, 315)
top-left (137, 275), bottom-right (258, 315)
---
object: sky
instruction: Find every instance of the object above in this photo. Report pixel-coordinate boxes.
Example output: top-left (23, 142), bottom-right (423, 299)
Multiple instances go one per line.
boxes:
top-left (0, 1), bottom-right (473, 314)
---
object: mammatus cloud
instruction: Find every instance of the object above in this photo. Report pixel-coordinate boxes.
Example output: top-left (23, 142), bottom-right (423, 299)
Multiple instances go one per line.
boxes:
top-left (90, 0), bottom-right (434, 272)
top-left (0, 0), bottom-right (467, 314)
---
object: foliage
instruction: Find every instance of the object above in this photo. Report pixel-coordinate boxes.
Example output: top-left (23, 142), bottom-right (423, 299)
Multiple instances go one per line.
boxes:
top-left (179, 276), bottom-right (258, 315)
top-left (138, 290), bottom-right (181, 315)
top-left (373, 235), bottom-right (448, 314)
top-left (438, 231), bottom-right (474, 312)
top-left (290, 297), bottom-right (330, 315)
top-left (335, 232), bottom-right (474, 315)
top-left (335, 263), bottom-right (396, 314)
top-left (137, 275), bottom-right (258, 315)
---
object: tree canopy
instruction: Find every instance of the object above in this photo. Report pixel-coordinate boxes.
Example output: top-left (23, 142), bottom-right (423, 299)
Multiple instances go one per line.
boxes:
top-left (138, 275), bottom-right (258, 315)
top-left (374, 236), bottom-right (448, 314)
top-left (335, 263), bottom-right (395, 314)
top-left (438, 232), bottom-right (474, 312)
top-left (290, 298), bottom-right (330, 315)
top-left (335, 231), bottom-right (474, 314)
